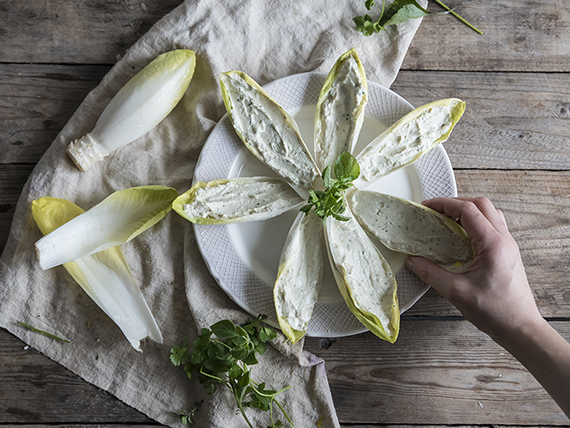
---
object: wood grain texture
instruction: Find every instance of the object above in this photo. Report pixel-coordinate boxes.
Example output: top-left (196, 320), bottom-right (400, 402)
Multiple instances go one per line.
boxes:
top-left (304, 320), bottom-right (570, 425)
top-left (0, 64), bottom-right (110, 164)
top-left (1, 1), bottom-right (569, 73)
top-left (0, 329), bottom-right (155, 424)
top-left (2, 66), bottom-right (570, 169)
top-left (391, 71), bottom-right (570, 170)
top-left (0, 0), bottom-right (181, 65)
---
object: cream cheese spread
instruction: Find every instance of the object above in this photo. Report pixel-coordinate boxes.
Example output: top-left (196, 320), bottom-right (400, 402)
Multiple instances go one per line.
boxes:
top-left (183, 178), bottom-right (303, 222)
top-left (315, 56), bottom-right (365, 171)
top-left (357, 104), bottom-right (454, 183)
top-left (348, 190), bottom-right (474, 271)
top-left (326, 210), bottom-right (396, 336)
top-left (274, 212), bottom-right (323, 332)
top-left (221, 73), bottom-right (319, 190)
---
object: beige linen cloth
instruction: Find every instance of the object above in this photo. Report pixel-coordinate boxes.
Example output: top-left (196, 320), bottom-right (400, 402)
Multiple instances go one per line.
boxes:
top-left (0, 1), bottom-right (426, 426)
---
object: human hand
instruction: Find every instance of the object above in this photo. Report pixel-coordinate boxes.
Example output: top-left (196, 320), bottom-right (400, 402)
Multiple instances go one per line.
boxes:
top-left (404, 197), bottom-right (544, 343)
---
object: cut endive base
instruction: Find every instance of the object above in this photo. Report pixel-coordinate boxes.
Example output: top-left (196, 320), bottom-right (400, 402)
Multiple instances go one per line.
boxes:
top-left (274, 212), bottom-right (323, 343)
top-left (325, 210), bottom-right (400, 343)
top-left (220, 71), bottom-right (320, 191)
top-left (173, 177), bottom-right (304, 224)
top-left (32, 197), bottom-right (163, 351)
top-left (35, 185), bottom-right (178, 270)
top-left (67, 49), bottom-right (196, 172)
top-left (347, 189), bottom-right (475, 272)
top-left (356, 98), bottom-right (466, 186)
top-left (314, 48), bottom-right (367, 172)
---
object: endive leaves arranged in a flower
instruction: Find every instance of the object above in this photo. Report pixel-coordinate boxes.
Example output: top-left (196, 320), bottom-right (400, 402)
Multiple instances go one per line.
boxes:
top-left (356, 98), bottom-right (466, 185)
top-left (314, 48), bottom-right (368, 172)
top-left (220, 71), bottom-right (320, 190)
top-left (274, 212), bottom-right (323, 343)
top-left (347, 189), bottom-right (475, 272)
top-left (325, 210), bottom-right (399, 343)
top-left (32, 197), bottom-right (163, 351)
top-left (172, 177), bottom-right (304, 225)
top-left (67, 49), bottom-right (196, 172)
top-left (35, 186), bottom-right (178, 270)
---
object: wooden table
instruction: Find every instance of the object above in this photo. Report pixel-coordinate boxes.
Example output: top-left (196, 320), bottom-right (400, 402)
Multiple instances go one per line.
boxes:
top-left (2, 1), bottom-right (570, 426)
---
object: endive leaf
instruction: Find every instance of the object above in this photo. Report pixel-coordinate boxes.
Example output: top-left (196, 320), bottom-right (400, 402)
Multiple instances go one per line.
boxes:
top-left (220, 71), bottom-right (320, 190)
top-left (67, 49), bottom-right (196, 172)
top-left (347, 189), bottom-right (475, 272)
top-left (356, 98), bottom-right (465, 186)
top-left (32, 197), bottom-right (163, 351)
top-left (314, 48), bottom-right (367, 172)
top-left (35, 185), bottom-right (178, 270)
top-left (325, 209), bottom-right (399, 343)
top-left (274, 212), bottom-right (323, 343)
top-left (173, 177), bottom-right (304, 224)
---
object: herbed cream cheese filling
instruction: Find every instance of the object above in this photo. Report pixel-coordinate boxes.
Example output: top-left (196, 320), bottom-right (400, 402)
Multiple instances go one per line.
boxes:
top-left (327, 211), bottom-right (396, 335)
top-left (358, 104), bottom-right (454, 181)
top-left (348, 190), bottom-right (473, 268)
top-left (221, 73), bottom-right (319, 189)
top-left (315, 57), bottom-right (365, 171)
top-left (274, 213), bottom-right (323, 331)
top-left (184, 179), bottom-right (302, 220)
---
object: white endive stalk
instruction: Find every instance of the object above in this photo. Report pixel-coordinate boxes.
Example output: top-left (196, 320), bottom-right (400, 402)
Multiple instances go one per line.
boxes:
top-left (35, 185), bottom-right (178, 270)
top-left (32, 197), bottom-right (163, 351)
top-left (67, 49), bottom-right (196, 172)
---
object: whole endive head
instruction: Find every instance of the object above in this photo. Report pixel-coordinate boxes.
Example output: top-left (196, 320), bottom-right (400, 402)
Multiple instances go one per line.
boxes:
top-left (67, 49), bottom-right (196, 172)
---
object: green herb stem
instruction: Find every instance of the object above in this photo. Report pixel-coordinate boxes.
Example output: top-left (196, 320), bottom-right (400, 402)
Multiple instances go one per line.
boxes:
top-left (433, 0), bottom-right (483, 34)
top-left (17, 321), bottom-right (71, 343)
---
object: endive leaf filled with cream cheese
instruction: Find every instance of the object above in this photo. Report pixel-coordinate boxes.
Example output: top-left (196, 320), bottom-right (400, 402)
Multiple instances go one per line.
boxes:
top-left (325, 209), bottom-right (400, 343)
top-left (67, 49), bottom-right (196, 172)
top-left (356, 98), bottom-right (466, 186)
top-left (274, 211), bottom-right (323, 343)
top-left (220, 71), bottom-right (320, 191)
top-left (35, 186), bottom-right (178, 270)
top-left (32, 197), bottom-right (163, 351)
top-left (173, 177), bottom-right (304, 224)
top-left (314, 48), bottom-right (367, 172)
top-left (347, 189), bottom-right (475, 272)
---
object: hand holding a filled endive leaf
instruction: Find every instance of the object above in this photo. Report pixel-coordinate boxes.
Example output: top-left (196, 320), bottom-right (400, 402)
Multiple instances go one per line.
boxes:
top-left (405, 197), bottom-right (570, 418)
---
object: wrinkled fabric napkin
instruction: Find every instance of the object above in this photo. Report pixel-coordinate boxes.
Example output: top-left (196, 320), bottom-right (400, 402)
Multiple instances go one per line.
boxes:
top-left (0, 1), bottom-right (425, 426)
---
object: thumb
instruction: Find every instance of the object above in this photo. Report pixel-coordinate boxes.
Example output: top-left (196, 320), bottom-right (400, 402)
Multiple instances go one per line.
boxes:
top-left (405, 256), bottom-right (458, 298)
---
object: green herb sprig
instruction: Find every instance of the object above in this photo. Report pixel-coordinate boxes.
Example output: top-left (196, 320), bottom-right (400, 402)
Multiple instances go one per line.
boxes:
top-left (17, 321), bottom-right (71, 343)
top-left (354, 0), bottom-right (482, 36)
top-left (301, 152), bottom-right (360, 222)
top-left (170, 315), bottom-right (293, 428)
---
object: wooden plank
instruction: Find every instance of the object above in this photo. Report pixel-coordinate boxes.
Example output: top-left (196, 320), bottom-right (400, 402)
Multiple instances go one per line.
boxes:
top-left (0, 0), bottom-right (181, 65)
top-left (0, 64), bottom-right (110, 164)
top-left (406, 0), bottom-right (570, 72)
top-left (2, 168), bottom-right (570, 317)
top-left (304, 320), bottom-right (570, 425)
top-left (0, 164), bottom-right (34, 255)
top-left (391, 70), bottom-right (570, 170)
top-left (2, 65), bottom-right (570, 170)
top-left (0, 329), bottom-right (156, 424)
top-left (0, 1), bottom-right (569, 73)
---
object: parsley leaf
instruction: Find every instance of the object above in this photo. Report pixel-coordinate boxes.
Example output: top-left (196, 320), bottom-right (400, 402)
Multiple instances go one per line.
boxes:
top-left (300, 152), bottom-right (359, 222)
top-left (354, 0), bottom-right (482, 36)
top-left (171, 315), bottom-right (292, 428)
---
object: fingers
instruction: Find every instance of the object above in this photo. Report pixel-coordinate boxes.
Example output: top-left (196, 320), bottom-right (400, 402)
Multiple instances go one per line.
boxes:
top-left (422, 197), bottom-right (499, 244)
top-left (454, 197), bottom-right (509, 234)
top-left (405, 256), bottom-right (458, 299)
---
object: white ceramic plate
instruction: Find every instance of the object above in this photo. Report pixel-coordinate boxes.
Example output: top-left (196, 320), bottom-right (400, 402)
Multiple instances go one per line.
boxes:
top-left (192, 72), bottom-right (457, 337)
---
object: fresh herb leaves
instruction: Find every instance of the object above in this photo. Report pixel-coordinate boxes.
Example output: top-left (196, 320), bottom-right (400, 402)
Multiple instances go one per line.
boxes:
top-left (354, 0), bottom-right (482, 36)
top-left (170, 315), bottom-right (293, 428)
top-left (300, 152), bottom-right (360, 222)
